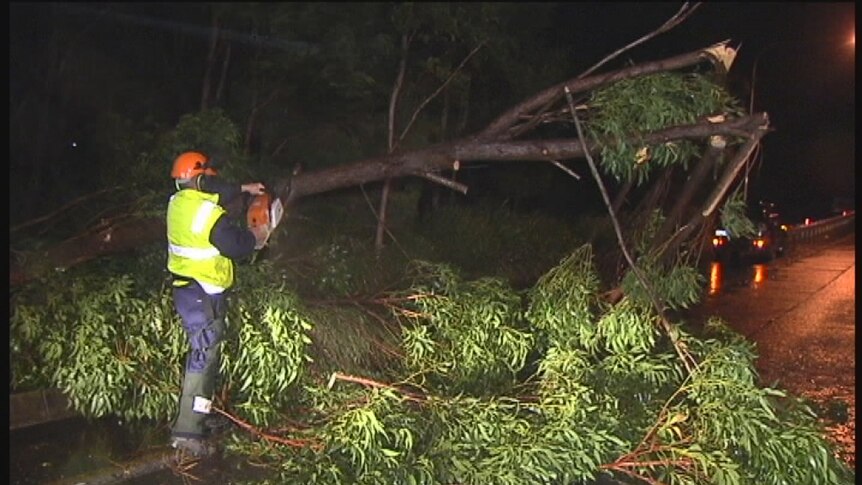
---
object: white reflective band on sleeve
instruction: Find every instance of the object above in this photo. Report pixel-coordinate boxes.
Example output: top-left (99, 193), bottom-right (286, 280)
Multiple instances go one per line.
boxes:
top-left (169, 243), bottom-right (220, 260)
top-left (191, 201), bottom-right (217, 234)
top-left (192, 396), bottom-right (212, 414)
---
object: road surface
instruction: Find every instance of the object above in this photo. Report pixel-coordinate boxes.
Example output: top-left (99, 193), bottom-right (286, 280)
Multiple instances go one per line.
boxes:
top-left (686, 233), bottom-right (855, 469)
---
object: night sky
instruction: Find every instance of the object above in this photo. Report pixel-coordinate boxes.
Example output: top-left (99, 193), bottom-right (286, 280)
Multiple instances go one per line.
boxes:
top-left (692, 2), bottom-right (855, 221)
top-left (554, 2), bottom-right (855, 221)
top-left (10, 2), bottom-right (855, 223)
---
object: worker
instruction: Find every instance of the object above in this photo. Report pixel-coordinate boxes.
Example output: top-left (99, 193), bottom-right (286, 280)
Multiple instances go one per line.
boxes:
top-left (166, 150), bottom-right (268, 457)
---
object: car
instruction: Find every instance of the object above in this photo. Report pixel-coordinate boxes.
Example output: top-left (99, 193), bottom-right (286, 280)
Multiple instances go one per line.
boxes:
top-left (744, 220), bottom-right (785, 261)
top-left (755, 200), bottom-right (787, 257)
top-left (711, 228), bottom-right (734, 262)
top-left (711, 227), bottom-right (749, 264)
top-left (712, 224), bottom-right (783, 264)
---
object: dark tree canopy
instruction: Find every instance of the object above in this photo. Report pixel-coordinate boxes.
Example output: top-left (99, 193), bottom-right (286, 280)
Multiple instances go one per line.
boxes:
top-left (10, 2), bottom-right (761, 282)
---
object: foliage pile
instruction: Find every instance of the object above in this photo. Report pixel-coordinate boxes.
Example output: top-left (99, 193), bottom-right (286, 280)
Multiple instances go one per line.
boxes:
top-left (10, 241), bottom-right (854, 484)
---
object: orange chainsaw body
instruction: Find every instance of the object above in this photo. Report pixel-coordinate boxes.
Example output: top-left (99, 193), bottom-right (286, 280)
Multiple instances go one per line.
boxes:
top-left (246, 192), bottom-right (285, 249)
top-left (247, 192), bottom-right (274, 230)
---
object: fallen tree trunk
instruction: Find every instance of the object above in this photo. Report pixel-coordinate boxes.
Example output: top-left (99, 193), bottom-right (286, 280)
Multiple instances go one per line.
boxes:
top-left (10, 216), bottom-right (165, 287)
top-left (280, 113), bottom-right (766, 202)
top-left (9, 112), bottom-right (768, 287)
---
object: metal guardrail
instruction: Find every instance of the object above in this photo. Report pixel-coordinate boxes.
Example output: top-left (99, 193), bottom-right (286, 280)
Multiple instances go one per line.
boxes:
top-left (784, 210), bottom-right (855, 244)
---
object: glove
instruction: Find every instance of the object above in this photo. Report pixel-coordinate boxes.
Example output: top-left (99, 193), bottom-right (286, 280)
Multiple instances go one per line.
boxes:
top-left (241, 183), bottom-right (266, 196)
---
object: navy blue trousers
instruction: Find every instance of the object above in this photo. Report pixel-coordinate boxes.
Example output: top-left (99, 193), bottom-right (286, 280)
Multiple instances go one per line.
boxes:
top-left (171, 281), bottom-right (227, 439)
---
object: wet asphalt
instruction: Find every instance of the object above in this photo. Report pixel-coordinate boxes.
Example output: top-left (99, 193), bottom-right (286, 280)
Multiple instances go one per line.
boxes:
top-left (684, 232), bottom-right (856, 469)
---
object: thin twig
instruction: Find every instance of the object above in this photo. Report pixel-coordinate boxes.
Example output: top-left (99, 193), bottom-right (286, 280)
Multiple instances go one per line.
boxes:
top-left (211, 406), bottom-right (323, 450)
top-left (358, 184), bottom-right (411, 258)
top-left (420, 171), bottom-right (469, 193)
top-left (578, 2), bottom-right (702, 80)
top-left (389, 32), bottom-right (412, 152)
top-left (11, 186), bottom-right (124, 233)
top-left (511, 3), bottom-right (701, 140)
top-left (169, 455), bottom-right (203, 482)
top-left (602, 465), bottom-right (667, 485)
top-left (329, 372), bottom-right (426, 403)
top-left (633, 380), bottom-right (696, 456)
top-left (548, 160), bottom-right (581, 180)
top-left (396, 42), bottom-right (485, 148)
top-left (607, 458), bottom-right (692, 469)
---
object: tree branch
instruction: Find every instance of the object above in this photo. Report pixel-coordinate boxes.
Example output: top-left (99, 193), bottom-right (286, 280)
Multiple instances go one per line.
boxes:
top-left (509, 2), bottom-right (702, 139)
top-left (479, 41), bottom-right (729, 141)
top-left (653, 122), bottom-right (770, 262)
top-left (548, 160), bottom-right (581, 180)
top-left (11, 186), bottom-right (124, 233)
top-left (329, 372), bottom-right (426, 403)
top-left (420, 171), bottom-right (469, 194)
top-left (579, 2), bottom-right (702, 80)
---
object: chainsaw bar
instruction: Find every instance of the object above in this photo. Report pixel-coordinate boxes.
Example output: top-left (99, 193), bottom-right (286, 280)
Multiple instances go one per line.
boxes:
top-left (269, 198), bottom-right (284, 231)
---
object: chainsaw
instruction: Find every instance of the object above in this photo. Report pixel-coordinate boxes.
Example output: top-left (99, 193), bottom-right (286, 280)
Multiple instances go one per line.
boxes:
top-left (246, 191), bottom-right (284, 250)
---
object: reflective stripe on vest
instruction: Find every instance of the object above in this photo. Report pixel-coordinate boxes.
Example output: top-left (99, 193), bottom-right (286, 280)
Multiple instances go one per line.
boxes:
top-left (168, 243), bottom-right (220, 259)
top-left (192, 201), bottom-right (218, 234)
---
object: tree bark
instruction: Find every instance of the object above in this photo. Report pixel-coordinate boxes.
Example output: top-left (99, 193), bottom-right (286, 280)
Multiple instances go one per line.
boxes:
top-left (653, 142), bottom-right (724, 245)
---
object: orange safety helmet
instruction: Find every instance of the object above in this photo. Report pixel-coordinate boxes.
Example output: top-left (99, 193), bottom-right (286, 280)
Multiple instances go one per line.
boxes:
top-left (171, 151), bottom-right (218, 179)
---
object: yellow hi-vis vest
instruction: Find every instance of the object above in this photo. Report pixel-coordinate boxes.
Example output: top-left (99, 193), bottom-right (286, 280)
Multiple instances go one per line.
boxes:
top-left (166, 190), bottom-right (234, 292)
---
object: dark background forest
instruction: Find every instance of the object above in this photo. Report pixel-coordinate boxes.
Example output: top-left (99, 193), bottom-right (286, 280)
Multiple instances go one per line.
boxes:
top-left (10, 2), bottom-right (855, 229)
